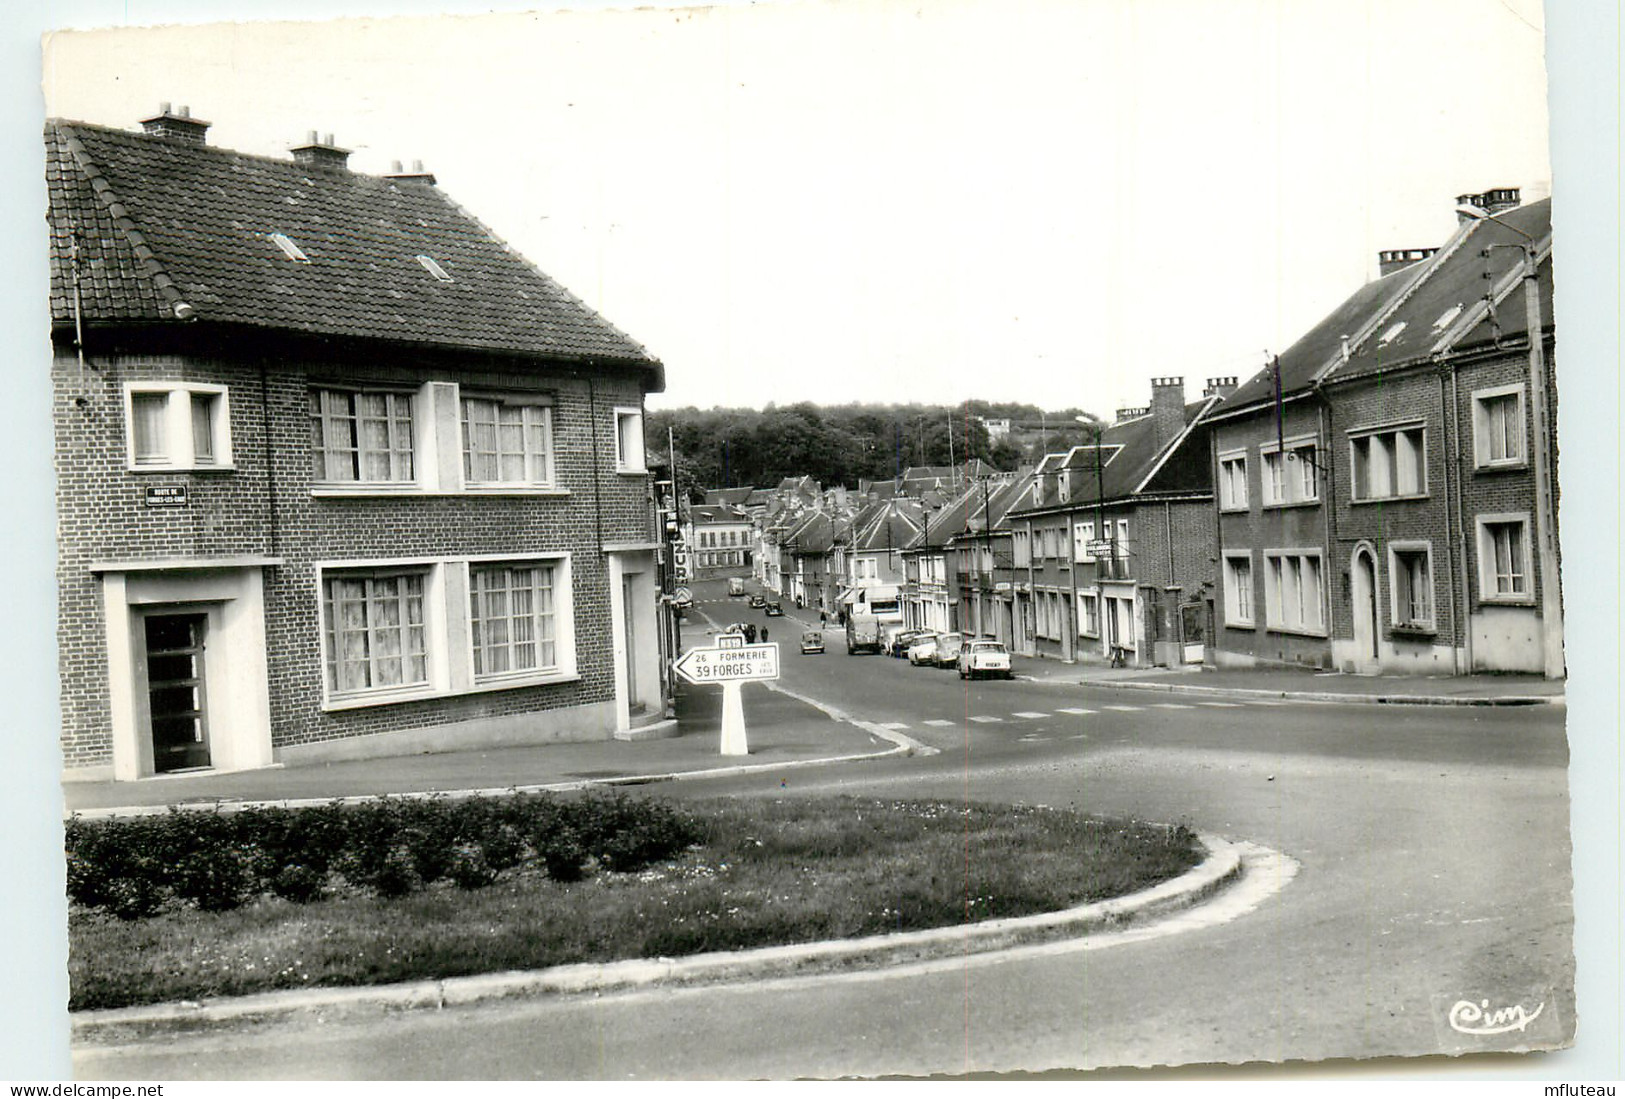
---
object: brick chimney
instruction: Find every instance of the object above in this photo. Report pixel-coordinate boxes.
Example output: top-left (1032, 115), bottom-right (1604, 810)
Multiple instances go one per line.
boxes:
top-left (384, 158), bottom-right (438, 187)
top-left (1149, 376), bottom-right (1186, 448)
top-left (139, 103), bottom-right (210, 146)
top-left (1378, 247), bottom-right (1439, 277)
top-left (291, 131), bottom-right (352, 171)
top-left (1114, 405), bottom-right (1149, 425)
top-left (1202, 376), bottom-right (1238, 400)
top-left (1456, 187), bottom-right (1521, 224)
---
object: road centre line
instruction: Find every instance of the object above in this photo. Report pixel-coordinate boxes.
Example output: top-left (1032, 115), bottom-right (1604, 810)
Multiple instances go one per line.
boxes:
top-left (923, 719), bottom-right (957, 727)
top-left (1056, 707), bottom-right (1095, 715)
top-left (1199, 702), bottom-right (1244, 708)
top-left (879, 722), bottom-right (910, 729)
top-left (1103, 705), bottom-right (1144, 712)
top-left (1012, 711), bottom-right (1049, 719)
top-left (968, 715), bottom-right (1004, 723)
top-left (1153, 703), bottom-right (1197, 710)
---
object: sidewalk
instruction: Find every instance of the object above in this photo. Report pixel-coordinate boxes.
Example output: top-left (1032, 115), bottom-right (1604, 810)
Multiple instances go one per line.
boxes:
top-left (62, 680), bottom-right (901, 818)
top-left (1010, 652), bottom-right (1564, 705)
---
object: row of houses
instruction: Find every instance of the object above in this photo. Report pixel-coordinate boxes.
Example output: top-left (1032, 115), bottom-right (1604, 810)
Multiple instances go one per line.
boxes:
top-left (50, 107), bottom-right (677, 782)
top-left (731, 189), bottom-right (1562, 680)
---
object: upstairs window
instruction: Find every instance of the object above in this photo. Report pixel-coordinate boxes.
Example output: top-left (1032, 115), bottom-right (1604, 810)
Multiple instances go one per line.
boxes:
top-left (1350, 424), bottom-right (1426, 502)
top-left (1217, 452), bottom-right (1248, 510)
top-left (615, 408), bottom-right (647, 473)
top-left (310, 389), bottom-right (416, 484)
top-left (1473, 386), bottom-right (1526, 469)
top-left (125, 383), bottom-right (232, 471)
top-left (1261, 438), bottom-right (1319, 506)
top-left (461, 397), bottom-right (554, 486)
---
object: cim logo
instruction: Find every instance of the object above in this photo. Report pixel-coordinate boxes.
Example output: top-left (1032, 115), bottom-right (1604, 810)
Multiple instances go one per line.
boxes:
top-left (1448, 997), bottom-right (1546, 1036)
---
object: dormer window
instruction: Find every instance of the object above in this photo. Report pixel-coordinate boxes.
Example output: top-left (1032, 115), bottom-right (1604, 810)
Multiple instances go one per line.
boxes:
top-left (270, 232), bottom-right (309, 262)
top-left (416, 255), bottom-right (453, 282)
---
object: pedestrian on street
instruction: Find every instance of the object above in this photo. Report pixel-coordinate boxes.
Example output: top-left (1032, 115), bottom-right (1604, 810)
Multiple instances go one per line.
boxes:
top-left (745, 623), bottom-right (757, 643)
top-left (820, 610), bottom-right (827, 628)
top-left (761, 627), bottom-right (769, 643)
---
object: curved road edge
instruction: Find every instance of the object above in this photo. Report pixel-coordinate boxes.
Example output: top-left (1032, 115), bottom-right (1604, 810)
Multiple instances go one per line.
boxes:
top-left (71, 834), bottom-right (1298, 1045)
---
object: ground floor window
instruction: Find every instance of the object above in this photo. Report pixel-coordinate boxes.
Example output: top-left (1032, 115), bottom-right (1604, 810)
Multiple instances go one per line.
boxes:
top-left (319, 554), bottom-right (574, 707)
top-left (1221, 553), bottom-right (1254, 626)
top-left (470, 562), bottom-right (558, 677)
top-left (1077, 590), bottom-right (1099, 637)
top-left (322, 571), bottom-right (429, 694)
top-left (1263, 551), bottom-right (1325, 634)
top-left (1476, 515), bottom-right (1532, 602)
top-left (1388, 543), bottom-right (1434, 630)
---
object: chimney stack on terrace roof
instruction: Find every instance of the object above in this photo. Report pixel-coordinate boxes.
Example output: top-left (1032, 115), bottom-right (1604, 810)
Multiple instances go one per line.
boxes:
top-left (1114, 405), bottom-right (1149, 424)
top-left (1378, 247), bottom-right (1439, 277)
top-left (384, 158), bottom-right (439, 187)
top-left (1149, 376), bottom-right (1186, 448)
top-left (1455, 187), bottom-right (1521, 224)
top-left (139, 103), bottom-right (211, 146)
top-left (291, 130), bottom-right (352, 171)
top-left (1202, 376), bottom-right (1238, 400)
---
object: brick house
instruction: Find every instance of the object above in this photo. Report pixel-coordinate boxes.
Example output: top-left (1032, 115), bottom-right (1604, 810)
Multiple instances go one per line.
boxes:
top-left (682, 503), bottom-right (752, 578)
top-left (1004, 378), bottom-right (1228, 667)
top-left (836, 498), bottom-right (923, 623)
top-left (1206, 191), bottom-right (1560, 677)
top-left (50, 108), bottom-right (670, 781)
top-left (947, 473), bottom-right (1036, 645)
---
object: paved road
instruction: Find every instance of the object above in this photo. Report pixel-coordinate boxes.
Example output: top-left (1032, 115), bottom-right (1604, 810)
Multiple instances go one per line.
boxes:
top-left (76, 582), bottom-right (1574, 1078)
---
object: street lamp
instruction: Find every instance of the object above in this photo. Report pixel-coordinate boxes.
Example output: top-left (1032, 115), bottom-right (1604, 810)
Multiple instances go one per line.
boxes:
top-left (1455, 202), bottom-right (1563, 679)
top-left (1075, 415), bottom-right (1113, 657)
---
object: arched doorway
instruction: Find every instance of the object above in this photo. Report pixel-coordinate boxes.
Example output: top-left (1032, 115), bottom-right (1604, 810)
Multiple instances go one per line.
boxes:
top-left (1351, 545), bottom-right (1379, 671)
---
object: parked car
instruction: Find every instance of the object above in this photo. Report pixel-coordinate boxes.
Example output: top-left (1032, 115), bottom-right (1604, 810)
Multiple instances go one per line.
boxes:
top-left (906, 632), bottom-right (941, 666)
top-left (765, 601), bottom-right (783, 616)
top-left (958, 639), bottom-right (1013, 680)
top-left (800, 630), bottom-right (825, 654)
top-left (932, 632), bottom-right (967, 668)
top-left (889, 628), bottom-right (928, 657)
top-left (748, 593), bottom-right (766, 609)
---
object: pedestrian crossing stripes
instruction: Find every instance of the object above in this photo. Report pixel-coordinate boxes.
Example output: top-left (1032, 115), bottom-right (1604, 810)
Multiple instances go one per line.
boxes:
top-left (879, 722), bottom-right (910, 730)
top-left (1152, 703), bottom-right (1196, 710)
top-left (870, 698), bottom-right (1299, 732)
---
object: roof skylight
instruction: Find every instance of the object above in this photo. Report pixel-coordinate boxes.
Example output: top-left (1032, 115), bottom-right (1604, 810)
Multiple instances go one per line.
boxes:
top-left (416, 255), bottom-right (453, 282)
top-left (270, 233), bottom-right (309, 262)
top-left (1433, 303), bottom-right (1463, 331)
top-left (1378, 320), bottom-right (1408, 345)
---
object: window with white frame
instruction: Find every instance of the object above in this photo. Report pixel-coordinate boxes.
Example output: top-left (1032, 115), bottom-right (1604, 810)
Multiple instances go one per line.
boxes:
top-left (1217, 451), bottom-right (1248, 510)
top-left (1078, 590), bottom-right (1099, 637)
top-left (1260, 437), bottom-right (1319, 506)
top-left (322, 569), bottom-right (431, 696)
top-left (614, 407), bottom-right (646, 473)
top-left (1222, 553), bottom-right (1254, 626)
top-left (470, 561), bottom-right (559, 677)
top-left (125, 383), bottom-right (232, 470)
top-left (1476, 515), bottom-right (1532, 602)
top-left (310, 388), bottom-right (416, 484)
top-left (1012, 530), bottom-right (1031, 567)
top-left (1115, 518), bottom-right (1130, 559)
top-left (1263, 551), bottom-right (1325, 633)
top-left (1349, 423), bottom-right (1426, 501)
top-left (461, 396), bottom-right (554, 486)
top-left (1472, 385), bottom-right (1526, 469)
top-left (1074, 520), bottom-right (1096, 563)
top-left (1388, 543), bottom-right (1434, 630)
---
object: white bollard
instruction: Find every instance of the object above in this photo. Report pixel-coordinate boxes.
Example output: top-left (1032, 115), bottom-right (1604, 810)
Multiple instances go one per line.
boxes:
top-left (719, 679), bottom-right (749, 756)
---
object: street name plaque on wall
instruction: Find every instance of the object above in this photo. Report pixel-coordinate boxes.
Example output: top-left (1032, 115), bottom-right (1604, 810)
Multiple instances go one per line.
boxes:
top-left (144, 485), bottom-right (189, 508)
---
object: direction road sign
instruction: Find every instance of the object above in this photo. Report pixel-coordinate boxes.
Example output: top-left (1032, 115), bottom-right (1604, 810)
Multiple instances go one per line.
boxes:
top-left (1087, 540), bottom-right (1115, 556)
top-left (673, 642), bottom-right (780, 685)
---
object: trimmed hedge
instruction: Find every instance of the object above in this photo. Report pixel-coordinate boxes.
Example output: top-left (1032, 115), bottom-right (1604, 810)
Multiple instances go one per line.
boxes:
top-left (65, 791), bottom-right (702, 919)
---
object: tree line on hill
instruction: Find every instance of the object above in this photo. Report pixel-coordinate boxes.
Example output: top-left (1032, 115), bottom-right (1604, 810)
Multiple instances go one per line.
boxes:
top-left (645, 401), bottom-right (1102, 499)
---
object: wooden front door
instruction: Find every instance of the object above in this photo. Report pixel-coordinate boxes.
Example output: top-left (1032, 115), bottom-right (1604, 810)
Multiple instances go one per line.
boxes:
top-left (144, 612), bottom-right (211, 773)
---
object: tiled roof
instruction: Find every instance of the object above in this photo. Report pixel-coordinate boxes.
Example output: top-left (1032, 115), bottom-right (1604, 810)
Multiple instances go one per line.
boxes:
top-left (1008, 397), bottom-right (1217, 514)
top-left (46, 119), bottom-right (661, 381)
top-left (704, 487), bottom-right (755, 506)
top-left (1215, 198), bottom-right (1553, 414)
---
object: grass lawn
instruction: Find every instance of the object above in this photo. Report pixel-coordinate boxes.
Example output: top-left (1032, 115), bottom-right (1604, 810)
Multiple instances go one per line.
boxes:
top-left (69, 796), bottom-right (1201, 1012)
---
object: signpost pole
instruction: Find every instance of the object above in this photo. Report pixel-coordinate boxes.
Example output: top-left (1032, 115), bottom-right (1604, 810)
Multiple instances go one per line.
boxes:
top-left (719, 680), bottom-right (748, 756)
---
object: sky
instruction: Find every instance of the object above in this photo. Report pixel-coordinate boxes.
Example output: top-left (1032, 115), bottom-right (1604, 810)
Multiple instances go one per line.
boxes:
top-left (36, 0), bottom-right (1554, 416)
top-left (5, 0), bottom-right (1621, 1084)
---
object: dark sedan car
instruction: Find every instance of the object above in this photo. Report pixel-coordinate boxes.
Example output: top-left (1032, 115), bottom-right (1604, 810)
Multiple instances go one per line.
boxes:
top-left (765, 601), bottom-right (784, 616)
